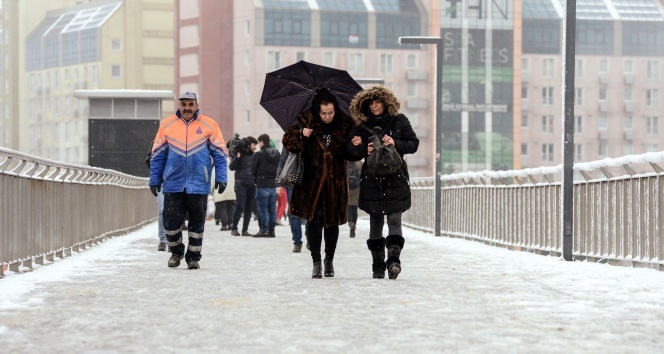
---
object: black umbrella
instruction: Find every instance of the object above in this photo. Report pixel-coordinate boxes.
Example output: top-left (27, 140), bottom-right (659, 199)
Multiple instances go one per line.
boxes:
top-left (260, 60), bottom-right (364, 131)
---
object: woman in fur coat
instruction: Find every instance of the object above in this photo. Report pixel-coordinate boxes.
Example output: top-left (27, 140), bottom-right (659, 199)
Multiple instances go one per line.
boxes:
top-left (346, 85), bottom-right (419, 280)
top-left (282, 89), bottom-right (356, 279)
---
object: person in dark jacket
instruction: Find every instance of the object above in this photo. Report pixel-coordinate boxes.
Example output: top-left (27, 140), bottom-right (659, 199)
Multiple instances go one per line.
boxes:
top-left (283, 89), bottom-right (355, 279)
top-left (229, 136), bottom-right (258, 236)
top-left (275, 146), bottom-right (306, 252)
top-left (346, 85), bottom-right (419, 280)
top-left (251, 134), bottom-right (281, 237)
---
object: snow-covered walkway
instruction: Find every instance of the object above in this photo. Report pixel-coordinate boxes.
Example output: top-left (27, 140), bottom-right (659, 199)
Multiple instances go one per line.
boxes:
top-left (1, 219), bottom-right (664, 353)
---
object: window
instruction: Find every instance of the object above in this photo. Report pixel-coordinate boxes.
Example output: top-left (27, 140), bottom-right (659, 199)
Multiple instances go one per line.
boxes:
top-left (521, 86), bottom-right (528, 99)
top-left (245, 51), bottom-right (251, 67)
top-left (542, 143), bottom-right (554, 162)
top-left (92, 65), bottom-right (98, 85)
top-left (349, 53), bottom-right (363, 74)
top-left (624, 87), bottom-right (633, 102)
top-left (54, 97), bottom-right (60, 115)
top-left (599, 58), bottom-right (608, 73)
top-left (244, 110), bottom-right (250, 125)
top-left (54, 71), bottom-right (60, 89)
top-left (521, 143), bottom-right (528, 156)
top-left (646, 116), bottom-right (659, 134)
top-left (245, 20), bottom-right (251, 36)
top-left (575, 144), bottom-right (583, 161)
top-left (522, 58), bottom-right (529, 71)
top-left (575, 88), bottom-right (583, 105)
top-left (598, 116), bottom-right (608, 130)
top-left (647, 60), bottom-right (660, 80)
top-left (323, 52), bottom-right (334, 67)
top-left (575, 115), bottom-right (583, 133)
top-left (575, 59), bottom-right (583, 78)
top-left (380, 54), bottom-right (393, 74)
top-left (407, 54), bottom-right (416, 69)
top-left (296, 51), bottom-right (306, 62)
top-left (244, 80), bottom-right (250, 96)
top-left (623, 59), bottom-right (633, 74)
top-left (65, 69), bottom-right (70, 86)
top-left (542, 58), bottom-right (554, 78)
top-left (521, 114), bottom-right (528, 128)
top-left (598, 87), bottom-right (607, 101)
top-left (645, 144), bottom-right (660, 153)
top-left (267, 51), bottom-right (281, 71)
top-left (111, 39), bottom-right (122, 51)
top-left (542, 115), bottom-right (554, 133)
top-left (623, 144), bottom-right (632, 156)
top-left (542, 87), bottom-right (554, 105)
top-left (598, 143), bottom-right (608, 158)
top-left (623, 116), bottom-right (633, 129)
top-left (647, 89), bottom-right (659, 107)
top-left (407, 83), bottom-right (417, 97)
top-left (111, 65), bottom-right (122, 78)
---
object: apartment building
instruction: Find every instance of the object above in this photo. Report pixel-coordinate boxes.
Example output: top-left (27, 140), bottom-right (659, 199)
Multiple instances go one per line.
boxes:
top-left (520, 0), bottom-right (664, 167)
top-left (0, 0), bottom-right (174, 164)
top-left (175, 0), bottom-right (432, 177)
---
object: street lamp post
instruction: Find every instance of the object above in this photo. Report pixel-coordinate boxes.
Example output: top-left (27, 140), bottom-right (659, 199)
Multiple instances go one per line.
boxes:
top-left (399, 36), bottom-right (444, 236)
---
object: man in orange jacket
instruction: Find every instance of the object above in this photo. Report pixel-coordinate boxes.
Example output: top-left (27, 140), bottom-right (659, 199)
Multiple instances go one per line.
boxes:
top-left (149, 92), bottom-right (228, 269)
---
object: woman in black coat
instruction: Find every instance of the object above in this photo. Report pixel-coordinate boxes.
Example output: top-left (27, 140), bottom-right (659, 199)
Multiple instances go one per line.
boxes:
top-left (346, 85), bottom-right (419, 280)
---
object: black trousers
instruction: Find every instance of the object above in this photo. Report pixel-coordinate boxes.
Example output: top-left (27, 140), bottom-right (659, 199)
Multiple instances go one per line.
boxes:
top-left (308, 200), bottom-right (339, 263)
top-left (216, 200), bottom-right (235, 226)
top-left (232, 184), bottom-right (255, 232)
top-left (163, 192), bottom-right (207, 261)
top-left (369, 212), bottom-right (402, 240)
top-left (348, 205), bottom-right (358, 226)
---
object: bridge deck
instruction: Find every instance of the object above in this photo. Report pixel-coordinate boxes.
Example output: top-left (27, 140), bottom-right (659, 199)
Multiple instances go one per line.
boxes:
top-left (1, 219), bottom-right (663, 352)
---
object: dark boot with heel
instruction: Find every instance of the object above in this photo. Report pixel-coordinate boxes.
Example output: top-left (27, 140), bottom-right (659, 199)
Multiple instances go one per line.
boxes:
top-left (366, 237), bottom-right (386, 279)
top-left (385, 235), bottom-right (405, 280)
top-left (312, 262), bottom-right (322, 279)
top-left (323, 257), bottom-right (334, 277)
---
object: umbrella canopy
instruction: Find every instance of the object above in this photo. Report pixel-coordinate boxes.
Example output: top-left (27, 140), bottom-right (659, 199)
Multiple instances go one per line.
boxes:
top-left (260, 60), bottom-right (364, 131)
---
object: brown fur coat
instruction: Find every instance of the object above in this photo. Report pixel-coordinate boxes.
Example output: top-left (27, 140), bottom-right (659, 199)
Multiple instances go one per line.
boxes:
top-left (282, 111), bottom-right (355, 226)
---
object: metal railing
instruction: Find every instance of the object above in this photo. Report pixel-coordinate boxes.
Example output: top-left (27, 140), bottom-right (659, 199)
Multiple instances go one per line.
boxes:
top-left (403, 152), bottom-right (664, 271)
top-left (0, 147), bottom-right (156, 276)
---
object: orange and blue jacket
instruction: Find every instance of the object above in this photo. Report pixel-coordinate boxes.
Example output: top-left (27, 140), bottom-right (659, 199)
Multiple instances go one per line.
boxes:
top-left (149, 109), bottom-right (228, 194)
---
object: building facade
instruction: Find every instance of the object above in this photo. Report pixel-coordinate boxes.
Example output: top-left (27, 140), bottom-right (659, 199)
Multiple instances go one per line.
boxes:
top-left (175, 0), bottom-right (433, 177)
top-left (0, 0), bottom-right (174, 164)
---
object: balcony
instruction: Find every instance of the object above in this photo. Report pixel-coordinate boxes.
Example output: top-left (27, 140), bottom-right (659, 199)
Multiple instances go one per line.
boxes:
top-left (406, 70), bottom-right (429, 81)
top-left (406, 98), bottom-right (429, 110)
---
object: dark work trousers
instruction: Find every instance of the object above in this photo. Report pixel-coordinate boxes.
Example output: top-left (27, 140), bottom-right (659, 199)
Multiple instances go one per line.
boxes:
top-left (218, 200), bottom-right (235, 227)
top-left (369, 212), bottom-right (403, 239)
top-left (307, 197), bottom-right (339, 263)
top-left (232, 184), bottom-right (255, 232)
top-left (163, 192), bottom-right (208, 262)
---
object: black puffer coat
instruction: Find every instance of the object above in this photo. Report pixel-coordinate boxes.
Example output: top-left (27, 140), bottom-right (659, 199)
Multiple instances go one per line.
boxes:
top-left (229, 151), bottom-right (254, 186)
top-left (346, 85), bottom-right (419, 215)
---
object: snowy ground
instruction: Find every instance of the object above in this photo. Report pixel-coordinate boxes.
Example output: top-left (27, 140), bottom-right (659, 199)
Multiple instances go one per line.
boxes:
top-left (1, 219), bottom-right (664, 353)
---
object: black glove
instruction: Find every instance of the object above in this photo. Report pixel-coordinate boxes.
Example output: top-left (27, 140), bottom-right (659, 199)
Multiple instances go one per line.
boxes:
top-left (149, 184), bottom-right (161, 197)
top-left (215, 182), bottom-right (227, 194)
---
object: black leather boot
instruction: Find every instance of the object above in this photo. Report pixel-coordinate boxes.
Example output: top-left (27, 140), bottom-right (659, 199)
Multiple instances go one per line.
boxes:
top-left (366, 237), bottom-right (386, 279)
top-left (312, 262), bottom-right (322, 279)
top-left (385, 235), bottom-right (405, 280)
top-left (323, 257), bottom-right (334, 277)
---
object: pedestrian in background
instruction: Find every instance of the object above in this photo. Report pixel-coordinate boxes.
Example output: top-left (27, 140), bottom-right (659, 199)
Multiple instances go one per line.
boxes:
top-left (251, 134), bottom-right (280, 238)
top-left (145, 141), bottom-right (167, 251)
top-left (213, 165), bottom-right (235, 231)
top-left (347, 160), bottom-right (362, 238)
top-left (275, 145), bottom-right (306, 252)
top-left (229, 136), bottom-right (257, 236)
top-left (282, 89), bottom-right (355, 278)
top-left (347, 85), bottom-right (419, 280)
top-left (149, 91), bottom-right (228, 270)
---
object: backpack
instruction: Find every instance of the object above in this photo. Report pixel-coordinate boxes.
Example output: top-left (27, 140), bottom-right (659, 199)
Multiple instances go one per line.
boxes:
top-left (361, 123), bottom-right (402, 177)
top-left (347, 161), bottom-right (360, 188)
